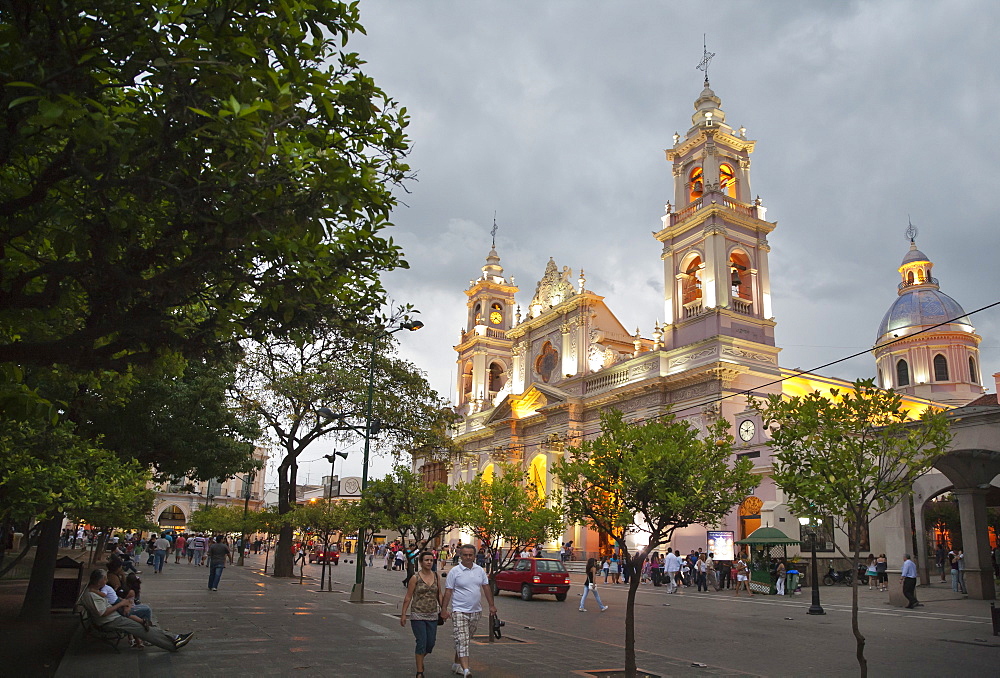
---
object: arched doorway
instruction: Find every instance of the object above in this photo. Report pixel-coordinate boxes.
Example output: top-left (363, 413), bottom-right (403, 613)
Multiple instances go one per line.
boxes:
top-left (157, 504), bottom-right (186, 528)
top-left (739, 496), bottom-right (762, 540)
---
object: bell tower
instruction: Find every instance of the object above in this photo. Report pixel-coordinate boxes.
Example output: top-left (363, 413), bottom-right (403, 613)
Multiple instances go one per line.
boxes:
top-left (654, 74), bottom-right (779, 363)
top-left (455, 239), bottom-right (518, 414)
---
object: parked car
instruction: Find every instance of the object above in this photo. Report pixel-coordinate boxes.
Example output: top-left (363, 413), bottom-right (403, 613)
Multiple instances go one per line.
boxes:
top-left (491, 558), bottom-right (571, 601)
top-left (309, 545), bottom-right (340, 565)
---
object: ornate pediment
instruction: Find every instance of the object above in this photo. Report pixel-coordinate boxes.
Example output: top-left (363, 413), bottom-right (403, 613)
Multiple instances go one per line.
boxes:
top-left (482, 383), bottom-right (570, 426)
top-left (529, 258), bottom-right (577, 317)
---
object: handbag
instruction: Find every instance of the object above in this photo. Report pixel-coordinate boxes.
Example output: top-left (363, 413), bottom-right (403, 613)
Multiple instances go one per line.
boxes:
top-left (437, 612), bottom-right (446, 626)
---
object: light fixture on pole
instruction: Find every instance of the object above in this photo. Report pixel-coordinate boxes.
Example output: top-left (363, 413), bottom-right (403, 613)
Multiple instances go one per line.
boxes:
top-left (350, 319), bottom-right (423, 603)
top-left (324, 451), bottom-right (349, 500)
top-left (798, 516), bottom-right (825, 615)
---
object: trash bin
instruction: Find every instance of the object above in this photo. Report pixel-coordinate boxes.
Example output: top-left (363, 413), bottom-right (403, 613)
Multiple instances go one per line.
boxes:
top-left (52, 556), bottom-right (84, 611)
top-left (786, 570), bottom-right (799, 595)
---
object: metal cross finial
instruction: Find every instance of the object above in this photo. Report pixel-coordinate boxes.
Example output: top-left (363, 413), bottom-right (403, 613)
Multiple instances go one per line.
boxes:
top-left (491, 211), bottom-right (498, 249)
top-left (905, 216), bottom-right (918, 243)
top-left (696, 34), bottom-right (715, 85)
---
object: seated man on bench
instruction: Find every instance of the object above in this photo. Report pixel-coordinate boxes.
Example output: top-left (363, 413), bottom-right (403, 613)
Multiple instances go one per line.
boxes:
top-left (77, 568), bottom-right (194, 652)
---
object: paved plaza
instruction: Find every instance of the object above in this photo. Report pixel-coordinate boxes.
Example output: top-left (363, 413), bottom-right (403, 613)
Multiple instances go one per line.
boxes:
top-left (3, 552), bottom-right (997, 677)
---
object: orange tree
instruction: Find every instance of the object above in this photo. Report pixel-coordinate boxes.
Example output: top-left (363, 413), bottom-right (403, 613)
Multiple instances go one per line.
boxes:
top-left (553, 409), bottom-right (758, 678)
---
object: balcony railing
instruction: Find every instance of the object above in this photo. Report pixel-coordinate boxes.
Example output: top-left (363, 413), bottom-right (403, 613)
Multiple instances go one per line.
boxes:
top-left (669, 194), bottom-right (762, 227)
top-left (731, 297), bottom-right (753, 315)
top-left (898, 276), bottom-right (938, 290)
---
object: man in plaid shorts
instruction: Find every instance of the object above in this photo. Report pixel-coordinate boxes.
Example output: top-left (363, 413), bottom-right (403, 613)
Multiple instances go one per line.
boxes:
top-left (441, 544), bottom-right (497, 677)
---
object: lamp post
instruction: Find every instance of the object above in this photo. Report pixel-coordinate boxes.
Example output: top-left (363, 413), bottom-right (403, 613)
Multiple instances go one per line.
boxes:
top-left (799, 516), bottom-right (825, 615)
top-left (324, 451), bottom-right (349, 501)
top-left (348, 319), bottom-right (423, 602)
top-left (237, 471), bottom-right (256, 567)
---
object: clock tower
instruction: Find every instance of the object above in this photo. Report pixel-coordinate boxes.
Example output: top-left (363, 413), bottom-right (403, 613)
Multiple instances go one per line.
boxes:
top-left (455, 245), bottom-right (518, 414)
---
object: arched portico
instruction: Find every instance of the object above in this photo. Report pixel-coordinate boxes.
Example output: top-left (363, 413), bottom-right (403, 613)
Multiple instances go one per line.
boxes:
top-left (923, 407), bottom-right (1000, 600)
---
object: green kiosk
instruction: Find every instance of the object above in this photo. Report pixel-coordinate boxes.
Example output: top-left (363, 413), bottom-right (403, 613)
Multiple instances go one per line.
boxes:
top-left (735, 526), bottom-right (801, 595)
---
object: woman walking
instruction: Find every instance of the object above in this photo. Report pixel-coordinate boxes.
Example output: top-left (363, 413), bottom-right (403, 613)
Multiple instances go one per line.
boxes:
top-left (400, 551), bottom-right (444, 678)
top-left (601, 556), bottom-right (610, 583)
top-left (609, 554), bottom-right (621, 584)
top-left (734, 555), bottom-right (753, 596)
top-left (579, 557), bottom-right (609, 612)
top-left (865, 554), bottom-right (877, 590)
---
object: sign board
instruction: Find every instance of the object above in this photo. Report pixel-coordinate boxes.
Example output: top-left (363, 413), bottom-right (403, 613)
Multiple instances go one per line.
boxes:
top-left (339, 476), bottom-right (362, 496)
top-left (707, 530), bottom-right (735, 561)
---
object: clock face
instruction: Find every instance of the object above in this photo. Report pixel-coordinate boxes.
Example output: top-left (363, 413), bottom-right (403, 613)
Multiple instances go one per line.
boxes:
top-left (343, 478), bottom-right (361, 495)
top-left (490, 311), bottom-right (503, 325)
top-left (738, 419), bottom-right (755, 442)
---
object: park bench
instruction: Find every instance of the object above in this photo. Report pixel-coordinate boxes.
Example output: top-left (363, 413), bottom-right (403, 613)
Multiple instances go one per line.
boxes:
top-left (76, 605), bottom-right (128, 653)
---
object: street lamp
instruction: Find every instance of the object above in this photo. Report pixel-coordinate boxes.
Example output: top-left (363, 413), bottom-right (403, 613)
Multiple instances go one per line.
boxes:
top-left (350, 319), bottom-right (423, 602)
top-left (324, 451), bottom-right (349, 500)
top-left (237, 470), bottom-right (257, 567)
top-left (798, 516), bottom-right (825, 615)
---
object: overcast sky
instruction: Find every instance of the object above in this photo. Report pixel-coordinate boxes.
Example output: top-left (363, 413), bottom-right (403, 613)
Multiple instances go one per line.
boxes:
top-left (288, 0), bottom-right (1000, 488)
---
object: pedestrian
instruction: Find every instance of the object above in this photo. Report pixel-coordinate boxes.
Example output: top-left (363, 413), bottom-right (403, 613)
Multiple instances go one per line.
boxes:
top-left (706, 552), bottom-right (719, 591)
top-left (191, 533), bottom-right (207, 566)
top-left (609, 553), bottom-right (621, 584)
top-left (401, 551), bottom-right (444, 678)
top-left (663, 548), bottom-right (681, 594)
top-left (152, 533), bottom-right (170, 574)
top-left (650, 553), bottom-right (661, 586)
top-left (956, 549), bottom-right (967, 594)
top-left (78, 569), bottom-right (194, 652)
top-left (948, 549), bottom-right (960, 592)
top-left (601, 556), bottom-right (610, 583)
top-left (441, 544), bottom-right (497, 678)
top-left (696, 553), bottom-right (709, 592)
top-left (865, 554), bottom-right (877, 590)
top-left (579, 557), bottom-right (609, 612)
top-left (876, 554), bottom-right (888, 591)
top-left (775, 557), bottom-right (786, 595)
top-left (173, 533), bottom-right (186, 564)
top-left (901, 553), bottom-right (921, 608)
top-left (207, 535), bottom-right (231, 591)
top-left (395, 548), bottom-right (406, 572)
top-left (734, 555), bottom-right (753, 596)
top-left (935, 543), bottom-right (947, 583)
top-left (718, 560), bottom-right (732, 590)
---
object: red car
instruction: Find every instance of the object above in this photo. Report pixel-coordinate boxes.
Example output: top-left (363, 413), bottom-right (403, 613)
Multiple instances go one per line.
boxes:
top-left (491, 558), bottom-right (571, 601)
top-left (308, 546), bottom-right (340, 565)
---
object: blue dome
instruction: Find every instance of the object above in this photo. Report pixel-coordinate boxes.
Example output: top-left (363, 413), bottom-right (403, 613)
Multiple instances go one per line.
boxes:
top-left (877, 289), bottom-right (971, 339)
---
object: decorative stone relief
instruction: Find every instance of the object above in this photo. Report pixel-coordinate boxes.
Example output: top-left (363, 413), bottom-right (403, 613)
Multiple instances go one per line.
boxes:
top-left (722, 346), bottom-right (776, 364)
top-left (530, 258), bottom-right (577, 315)
top-left (668, 347), bottom-right (717, 368)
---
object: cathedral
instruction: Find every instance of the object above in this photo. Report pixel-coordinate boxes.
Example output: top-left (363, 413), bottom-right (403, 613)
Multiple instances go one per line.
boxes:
top-left (427, 77), bottom-right (993, 584)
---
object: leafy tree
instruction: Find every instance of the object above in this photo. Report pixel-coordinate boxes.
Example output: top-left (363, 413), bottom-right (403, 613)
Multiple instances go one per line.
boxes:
top-left (553, 409), bottom-right (759, 678)
top-left (754, 379), bottom-right (952, 678)
top-left (455, 462), bottom-right (564, 580)
top-left (69, 473), bottom-right (155, 564)
top-left (0, 0), bottom-right (411, 376)
top-left (232, 331), bottom-right (456, 577)
top-left (360, 465), bottom-right (460, 576)
top-left (288, 499), bottom-right (359, 588)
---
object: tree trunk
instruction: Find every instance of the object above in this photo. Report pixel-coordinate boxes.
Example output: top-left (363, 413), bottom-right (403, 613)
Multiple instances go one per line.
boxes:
top-left (19, 514), bottom-right (62, 620)
top-left (624, 548), bottom-right (646, 678)
top-left (273, 457), bottom-right (294, 577)
top-left (851, 549), bottom-right (867, 677)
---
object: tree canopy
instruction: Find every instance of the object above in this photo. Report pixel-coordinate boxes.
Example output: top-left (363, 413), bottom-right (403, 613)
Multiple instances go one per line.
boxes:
top-left (0, 0), bottom-right (411, 377)
top-left (455, 462), bottom-right (564, 575)
top-left (553, 409), bottom-right (759, 678)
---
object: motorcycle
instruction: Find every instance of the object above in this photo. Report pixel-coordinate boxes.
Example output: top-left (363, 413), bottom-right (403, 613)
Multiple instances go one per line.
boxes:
top-left (823, 566), bottom-right (854, 586)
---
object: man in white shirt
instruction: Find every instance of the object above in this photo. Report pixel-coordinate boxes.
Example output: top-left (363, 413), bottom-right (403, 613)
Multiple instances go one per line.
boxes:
top-left (900, 554), bottom-right (921, 608)
top-left (152, 533), bottom-right (170, 574)
top-left (442, 544), bottom-right (497, 677)
top-left (663, 548), bottom-right (681, 594)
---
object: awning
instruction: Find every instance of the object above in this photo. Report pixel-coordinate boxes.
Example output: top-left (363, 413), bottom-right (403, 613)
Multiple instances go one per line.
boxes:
top-left (735, 526), bottom-right (801, 546)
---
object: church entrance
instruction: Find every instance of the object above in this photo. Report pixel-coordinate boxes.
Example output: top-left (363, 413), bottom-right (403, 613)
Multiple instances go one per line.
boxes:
top-left (739, 496), bottom-right (762, 541)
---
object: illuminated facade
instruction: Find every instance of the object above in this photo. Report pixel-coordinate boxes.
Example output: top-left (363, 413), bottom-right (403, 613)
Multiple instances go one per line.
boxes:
top-left (432, 80), bottom-right (990, 566)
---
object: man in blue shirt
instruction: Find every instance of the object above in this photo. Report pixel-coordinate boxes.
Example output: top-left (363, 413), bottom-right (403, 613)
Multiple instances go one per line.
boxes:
top-left (900, 554), bottom-right (921, 608)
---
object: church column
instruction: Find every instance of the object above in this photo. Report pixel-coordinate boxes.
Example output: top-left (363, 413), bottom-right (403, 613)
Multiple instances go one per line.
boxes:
top-left (471, 349), bottom-right (488, 410)
top-left (757, 239), bottom-right (773, 319)
top-left (952, 487), bottom-right (996, 600)
top-left (703, 224), bottom-right (728, 308)
top-left (511, 342), bottom-right (526, 394)
top-left (913, 499), bottom-right (931, 586)
top-left (560, 321), bottom-right (575, 377)
top-left (662, 245), bottom-right (676, 325)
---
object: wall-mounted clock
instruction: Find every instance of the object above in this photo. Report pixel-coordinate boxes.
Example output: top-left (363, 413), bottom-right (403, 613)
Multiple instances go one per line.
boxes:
top-left (738, 419), bottom-right (756, 442)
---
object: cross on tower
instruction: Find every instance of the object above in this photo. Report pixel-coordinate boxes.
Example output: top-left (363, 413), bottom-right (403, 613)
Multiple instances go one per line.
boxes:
top-left (491, 212), bottom-right (498, 249)
top-left (696, 34), bottom-right (715, 85)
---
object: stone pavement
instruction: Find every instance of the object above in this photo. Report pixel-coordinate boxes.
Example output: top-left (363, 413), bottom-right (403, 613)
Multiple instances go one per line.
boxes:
top-left (35, 553), bottom-right (1000, 677)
